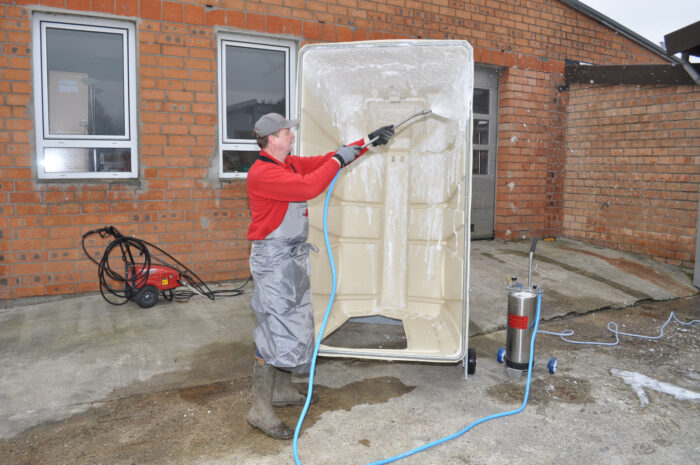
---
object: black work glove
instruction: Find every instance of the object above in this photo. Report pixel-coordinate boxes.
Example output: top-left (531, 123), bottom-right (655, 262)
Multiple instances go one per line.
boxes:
top-left (333, 145), bottom-right (362, 167)
top-left (368, 125), bottom-right (395, 146)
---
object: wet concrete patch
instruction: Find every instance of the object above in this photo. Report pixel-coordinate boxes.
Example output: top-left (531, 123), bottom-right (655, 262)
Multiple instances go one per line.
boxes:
top-left (541, 287), bottom-right (613, 317)
top-left (322, 321), bottom-right (408, 350)
top-left (480, 252), bottom-right (507, 264)
top-left (486, 376), bottom-right (595, 406)
top-left (0, 367), bottom-right (414, 465)
top-left (560, 246), bottom-right (696, 296)
top-left (501, 249), bottom-right (651, 300)
top-left (536, 297), bottom-right (700, 359)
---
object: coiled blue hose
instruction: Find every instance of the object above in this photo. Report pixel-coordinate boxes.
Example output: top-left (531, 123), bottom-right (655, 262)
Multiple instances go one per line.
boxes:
top-left (292, 168), bottom-right (544, 465)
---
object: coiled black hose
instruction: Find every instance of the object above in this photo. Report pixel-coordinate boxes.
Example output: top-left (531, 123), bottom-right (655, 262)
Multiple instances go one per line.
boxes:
top-left (82, 226), bottom-right (248, 305)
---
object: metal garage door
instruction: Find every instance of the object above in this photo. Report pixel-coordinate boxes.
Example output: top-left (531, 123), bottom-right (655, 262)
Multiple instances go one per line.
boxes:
top-left (471, 66), bottom-right (499, 239)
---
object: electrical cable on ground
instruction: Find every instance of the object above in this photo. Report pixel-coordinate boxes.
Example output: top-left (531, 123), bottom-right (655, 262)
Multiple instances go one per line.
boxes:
top-left (292, 169), bottom-right (544, 465)
top-left (538, 312), bottom-right (699, 346)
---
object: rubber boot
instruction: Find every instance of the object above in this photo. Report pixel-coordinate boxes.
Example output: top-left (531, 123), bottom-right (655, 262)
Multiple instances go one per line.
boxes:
top-left (246, 362), bottom-right (294, 439)
top-left (272, 368), bottom-right (318, 407)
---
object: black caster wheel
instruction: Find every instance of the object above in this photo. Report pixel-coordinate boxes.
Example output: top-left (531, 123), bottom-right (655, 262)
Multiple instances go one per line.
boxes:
top-left (467, 348), bottom-right (476, 375)
top-left (135, 285), bottom-right (159, 308)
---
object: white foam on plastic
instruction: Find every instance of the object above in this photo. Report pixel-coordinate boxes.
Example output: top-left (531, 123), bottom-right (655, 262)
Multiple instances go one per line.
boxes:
top-left (300, 41), bottom-right (473, 143)
top-left (301, 40), bottom-right (473, 319)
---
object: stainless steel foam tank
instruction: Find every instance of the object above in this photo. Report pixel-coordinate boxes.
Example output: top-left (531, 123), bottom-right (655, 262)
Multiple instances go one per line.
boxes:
top-left (505, 284), bottom-right (538, 370)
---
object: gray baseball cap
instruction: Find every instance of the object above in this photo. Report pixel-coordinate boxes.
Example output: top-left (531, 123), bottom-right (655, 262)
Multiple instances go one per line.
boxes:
top-left (254, 113), bottom-right (299, 137)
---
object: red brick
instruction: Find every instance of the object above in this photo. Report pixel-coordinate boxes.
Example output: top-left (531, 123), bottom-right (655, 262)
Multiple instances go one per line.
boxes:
top-left (206, 9), bottom-right (226, 26)
top-left (92, 0), bottom-right (115, 14)
top-left (267, 15), bottom-right (284, 34)
top-left (163, 1), bottom-right (183, 22)
top-left (14, 286), bottom-right (45, 299)
top-left (284, 18), bottom-right (302, 36)
top-left (227, 10), bottom-right (245, 28)
top-left (140, 0), bottom-right (161, 20)
top-left (117, 0), bottom-right (139, 16)
top-left (247, 13), bottom-right (265, 32)
top-left (184, 4), bottom-right (205, 25)
top-left (304, 20), bottom-right (320, 40)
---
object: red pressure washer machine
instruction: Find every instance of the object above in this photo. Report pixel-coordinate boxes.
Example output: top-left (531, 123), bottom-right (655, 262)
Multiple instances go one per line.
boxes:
top-left (82, 226), bottom-right (244, 308)
top-left (124, 264), bottom-right (183, 308)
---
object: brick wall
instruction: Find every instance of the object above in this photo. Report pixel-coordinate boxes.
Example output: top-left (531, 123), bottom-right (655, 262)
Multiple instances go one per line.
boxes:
top-left (564, 84), bottom-right (699, 268)
top-left (0, 0), bottom-right (669, 300)
top-left (494, 64), bottom-right (567, 240)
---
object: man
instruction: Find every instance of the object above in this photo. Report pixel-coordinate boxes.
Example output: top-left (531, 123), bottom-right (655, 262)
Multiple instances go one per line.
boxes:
top-left (246, 113), bottom-right (393, 439)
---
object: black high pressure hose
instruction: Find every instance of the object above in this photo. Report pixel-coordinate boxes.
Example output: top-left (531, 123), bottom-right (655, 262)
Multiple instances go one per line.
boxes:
top-left (82, 226), bottom-right (248, 305)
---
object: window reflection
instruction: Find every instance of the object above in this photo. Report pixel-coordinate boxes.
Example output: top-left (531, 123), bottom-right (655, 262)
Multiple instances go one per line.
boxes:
top-left (225, 45), bottom-right (286, 140)
top-left (222, 150), bottom-right (259, 174)
top-left (473, 88), bottom-right (489, 114)
top-left (44, 147), bottom-right (131, 173)
top-left (474, 119), bottom-right (489, 145)
top-left (46, 27), bottom-right (125, 137)
top-left (472, 150), bottom-right (488, 175)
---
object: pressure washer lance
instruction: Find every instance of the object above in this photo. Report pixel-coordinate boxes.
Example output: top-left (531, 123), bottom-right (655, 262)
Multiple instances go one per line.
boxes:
top-left (497, 238), bottom-right (558, 377)
top-left (361, 108), bottom-right (432, 149)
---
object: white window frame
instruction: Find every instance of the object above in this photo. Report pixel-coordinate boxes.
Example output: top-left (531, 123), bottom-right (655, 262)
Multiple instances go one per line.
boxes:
top-left (217, 34), bottom-right (297, 179)
top-left (32, 13), bottom-right (138, 179)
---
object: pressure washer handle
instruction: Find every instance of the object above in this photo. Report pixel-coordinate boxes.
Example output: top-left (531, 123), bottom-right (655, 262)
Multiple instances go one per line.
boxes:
top-left (360, 136), bottom-right (381, 150)
top-left (528, 237), bottom-right (538, 289)
top-left (361, 124), bottom-right (397, 149)
top-left (530, 238), bottom-right (538, 253)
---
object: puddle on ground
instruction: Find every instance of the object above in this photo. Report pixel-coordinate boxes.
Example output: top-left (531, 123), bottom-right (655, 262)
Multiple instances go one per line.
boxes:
top-left (0, 352), bottom-right (414, 465)
top-left (486, 376), bottom-right (594, 406)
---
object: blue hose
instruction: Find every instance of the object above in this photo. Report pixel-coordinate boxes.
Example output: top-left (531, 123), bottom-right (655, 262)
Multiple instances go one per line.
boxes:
top-left (293, 167), bottom-right (543, 464)
top-left (293, 169), bottom-right (343, 465)
top-left (364, 290), bottom-right (542, 465)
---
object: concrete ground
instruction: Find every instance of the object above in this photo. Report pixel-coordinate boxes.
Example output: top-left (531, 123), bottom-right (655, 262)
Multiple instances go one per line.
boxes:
top-left (1, 238), bottom-right (699, 465)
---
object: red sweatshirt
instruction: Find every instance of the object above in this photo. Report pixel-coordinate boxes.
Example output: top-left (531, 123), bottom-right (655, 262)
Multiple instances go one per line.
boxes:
top-left (246, 140), bottom-right (367, 240)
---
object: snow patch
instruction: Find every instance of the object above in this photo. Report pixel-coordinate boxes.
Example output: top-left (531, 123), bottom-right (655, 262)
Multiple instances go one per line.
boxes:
top-left (611, 369), bottom-right (700, 406)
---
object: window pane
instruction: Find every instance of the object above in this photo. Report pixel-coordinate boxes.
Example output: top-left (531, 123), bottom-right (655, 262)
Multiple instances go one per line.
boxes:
top-left (474, 119), bottom-right (489, 145)
top-left (44, 147), bottom-right (131, 173)
top-left (472, 149), bottom-right (488, 175)
top-left (223, 150), bottom-right (259, 174)
top-left (473, 88), bottom-right (489, 114)
top-left (225, 45), bottom-right (286, 140)
top-left (479, 150), bottom-right (488, 175)
top-left (46, 27), bottom-right (125, 136)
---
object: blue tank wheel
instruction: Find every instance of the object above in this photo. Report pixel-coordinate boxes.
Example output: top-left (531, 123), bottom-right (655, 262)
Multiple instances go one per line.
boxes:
top-left (497, 347), bottom-right (506, 363)
top-left (548, 357), bottom-right (558, 374)
top-left (467, 348), bottom-right (477, 375)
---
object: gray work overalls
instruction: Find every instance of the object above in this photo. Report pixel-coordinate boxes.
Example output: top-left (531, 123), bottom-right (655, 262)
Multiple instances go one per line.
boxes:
top-left (249, 201), bottom-right (318, 373)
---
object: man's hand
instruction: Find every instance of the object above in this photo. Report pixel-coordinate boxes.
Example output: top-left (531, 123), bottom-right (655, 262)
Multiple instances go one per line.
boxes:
top-left (333, 145), bottom-right (362, 167)
top-left (368, 125), bottom-right (395, 146)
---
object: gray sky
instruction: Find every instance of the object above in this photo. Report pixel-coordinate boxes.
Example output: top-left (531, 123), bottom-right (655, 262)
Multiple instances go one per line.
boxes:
top-left (579, 0), bottom-right (698, 49)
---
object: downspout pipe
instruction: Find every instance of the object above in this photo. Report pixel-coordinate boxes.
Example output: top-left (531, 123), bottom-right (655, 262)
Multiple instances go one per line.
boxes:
top-left (680, 53), bottom-right (700, 85)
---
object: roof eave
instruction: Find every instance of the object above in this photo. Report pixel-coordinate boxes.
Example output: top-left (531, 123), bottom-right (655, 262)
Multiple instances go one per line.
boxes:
top-left (558, 0), bottom-right (679, 64)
